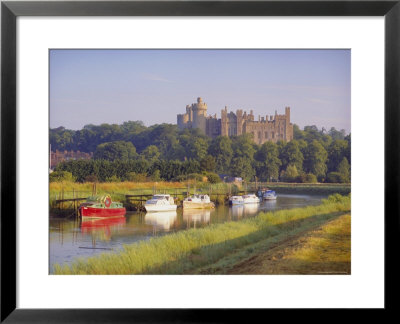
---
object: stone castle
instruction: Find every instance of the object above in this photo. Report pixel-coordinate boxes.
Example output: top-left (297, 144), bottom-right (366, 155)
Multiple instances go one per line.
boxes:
top-left (177, 97), bottom-right (294, 144)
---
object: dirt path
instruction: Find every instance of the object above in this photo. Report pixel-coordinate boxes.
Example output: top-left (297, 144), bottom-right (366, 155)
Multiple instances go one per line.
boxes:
top-left (226, 213), bottom-right (351, 274)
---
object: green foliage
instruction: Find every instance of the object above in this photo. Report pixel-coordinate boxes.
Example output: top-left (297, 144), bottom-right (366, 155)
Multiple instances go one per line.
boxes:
top-left (206, 172), bottom-right (221, 184)
top-left (208, 136), bottom-right (233, 173)
top-left (280, 164), bottom-right (299, 182)
top-left (200, 155), bottom-right (216, 172)
top-left (105, 175), bottom-right (121, 182)
top-left (140, 145), bottom-right (160, 164)
top-left (51, 123), bottom-right (350, 184)
top-left (254, 142), bottom-right (281, 181)
top-left (305, 173), bottom-right (318, 183)
top-left (303, 140), bottom-right (328, 180)
top-left (94, 141), bottom-right (137, 161)
top-left (326, 157), bottom-right (350, 183)
top-left (279, 140), bottom-right (304, 173)
top-left (327, 139), bottom-right (348, 172)
top-left (150, 169), bottom-right (161, 182)
top-left (230, 156), bottom-right (255, 181)
top-left (337, 157), bottom-right (350, 183)
top-left (126, 172), bottom-right (147, 182)
top-left (49, 171), bottom-right (75, 183)
top-left (84, 174), bottom-right (98, 182)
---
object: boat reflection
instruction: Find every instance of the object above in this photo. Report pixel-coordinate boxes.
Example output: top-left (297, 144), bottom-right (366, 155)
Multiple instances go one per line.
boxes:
top-left (260, 199), bottom-right (278, 211)
top-left (230, 203), bottom-right (260, 220)
top-left (144, 211), bottom-right (177, 232)
top-left (183, 209), bottom-right (211, 228)
top-left (80, 216), bottom-right (126, 242)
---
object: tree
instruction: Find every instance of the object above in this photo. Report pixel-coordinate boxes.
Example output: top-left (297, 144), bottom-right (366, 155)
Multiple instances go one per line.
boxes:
top-left (231, 134), bottom-right (256, 160)
top-left (279, 140), bottom-right (304, 173)
top-left (337, 157), bottom-right (350, 183)
top-left (140, 145), bottom-right (160, 164)
top-left (280, 164), bottom-right (299, 182)
top-left (327, 139), bottom-right (348, 172)
top-left (208, 136), bottom-right (233, 173)
top-left (230, 156), bottom-right (255, 181)
top-left (303, 140), bottom-right (328, 180)
top-left (49, 171), bottom-right (75, 182)
top-left (200, 155), bottom-right (216, 172)
top-left (94, 141), bottom-right (137, 161)
top-left (254, 142), bottom-right (281, 181)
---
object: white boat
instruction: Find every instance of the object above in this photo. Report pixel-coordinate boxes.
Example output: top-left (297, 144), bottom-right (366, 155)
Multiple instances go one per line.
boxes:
top-left (242, 194), bottom-right (261, 204)
top-left (182, 194), bottom-right (215, 209)
top-left (263, 190), bottom-right (277, 200)
top-left (229, 194), bottom-right (260, 205)
top-left (144, 194), bottom-right (177, 212)
top-left (229, 196), bottom-right (244, 205)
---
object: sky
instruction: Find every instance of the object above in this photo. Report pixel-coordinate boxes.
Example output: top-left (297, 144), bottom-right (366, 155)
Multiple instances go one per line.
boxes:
top-left (50, 49), bottom-right (351, 133)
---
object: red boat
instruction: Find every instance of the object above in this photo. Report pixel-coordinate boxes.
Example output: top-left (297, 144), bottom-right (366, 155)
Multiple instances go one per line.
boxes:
top-left (79, 195), bottom-right (126, 218)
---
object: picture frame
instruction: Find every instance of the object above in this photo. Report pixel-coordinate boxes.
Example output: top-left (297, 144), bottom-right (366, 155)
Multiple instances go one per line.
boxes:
top-left (1, 0), bottom-right (399, 321)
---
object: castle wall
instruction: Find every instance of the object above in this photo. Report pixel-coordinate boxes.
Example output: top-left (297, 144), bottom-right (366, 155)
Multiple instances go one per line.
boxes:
top-left (178, 98), bottom-right (293, 143)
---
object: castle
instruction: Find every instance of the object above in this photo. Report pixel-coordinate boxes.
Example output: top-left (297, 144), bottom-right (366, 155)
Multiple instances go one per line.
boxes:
top-left (177, 97), bottom-right (294, 144)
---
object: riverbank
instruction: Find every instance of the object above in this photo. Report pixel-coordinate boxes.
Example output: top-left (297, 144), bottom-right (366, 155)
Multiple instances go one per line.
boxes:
top-left (53, 194), bottom-right (350, 275)
top-left (197, 213), bottom-right (351, 274)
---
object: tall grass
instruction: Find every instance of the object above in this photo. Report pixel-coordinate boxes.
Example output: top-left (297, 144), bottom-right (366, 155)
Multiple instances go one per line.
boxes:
top-left (53, 194), bottom-right (350, 275)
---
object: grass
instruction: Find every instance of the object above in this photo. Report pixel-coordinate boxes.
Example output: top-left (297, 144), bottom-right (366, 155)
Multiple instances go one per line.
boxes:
top-left (266, 183), bottom-right (351, 195)
top-left (53, 194), bottom-right (350, 275)
top-left (210, 213), bottom-right (351, 275)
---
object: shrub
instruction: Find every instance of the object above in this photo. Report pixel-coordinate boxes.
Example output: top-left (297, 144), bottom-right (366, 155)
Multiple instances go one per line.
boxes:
top-left (326, 172), bottom-right (342, 183)
top-left (206, 172), bottom-right (221, 184)
top-left (84, 174), bottom-right (98, 183)
top-left (305, 173), bottom-right (318, 183)
top-left (49, 171), bottom-right (75, 183)
top-left (126, 172), bottom-right (147, 182)
top-left (105, 175), bottom-right (121, 182)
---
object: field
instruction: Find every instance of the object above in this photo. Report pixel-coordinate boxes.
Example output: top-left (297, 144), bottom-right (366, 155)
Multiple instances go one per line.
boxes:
top-left (53, 194), bottom-right (351, 275)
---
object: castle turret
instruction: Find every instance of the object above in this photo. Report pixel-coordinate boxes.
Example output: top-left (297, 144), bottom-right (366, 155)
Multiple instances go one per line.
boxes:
top-left (192, 97), bottom-right (208, 134)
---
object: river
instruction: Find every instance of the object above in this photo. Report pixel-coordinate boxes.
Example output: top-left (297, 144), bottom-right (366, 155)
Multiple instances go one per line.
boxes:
top-left (49, 193), bottom-right (325, 271)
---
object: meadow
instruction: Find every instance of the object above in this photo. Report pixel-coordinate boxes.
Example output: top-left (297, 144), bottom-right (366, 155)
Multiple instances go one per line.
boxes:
top-left (53, 193), bottom-right (350, 275)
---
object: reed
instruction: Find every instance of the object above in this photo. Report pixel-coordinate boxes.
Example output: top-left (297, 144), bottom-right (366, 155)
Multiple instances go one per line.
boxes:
top-left (53, 194), bottom-right (350, 275)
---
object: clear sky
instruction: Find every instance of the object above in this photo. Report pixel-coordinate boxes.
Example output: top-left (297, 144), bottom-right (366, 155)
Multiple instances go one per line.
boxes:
top-left (50, 49), bottom-right (351, 133)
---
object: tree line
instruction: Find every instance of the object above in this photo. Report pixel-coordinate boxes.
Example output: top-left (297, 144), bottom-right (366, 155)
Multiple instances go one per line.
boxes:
top-left (51, 122), bottom-right (350, 183)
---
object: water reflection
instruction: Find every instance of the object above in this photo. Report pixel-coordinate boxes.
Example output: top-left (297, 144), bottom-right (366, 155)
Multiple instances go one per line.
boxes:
top-left (183, 209), bottom-right (211, 228)
top-left (230, 203), bottom-right (260, 220)
top-left (145, 211), bottom-right (177, 232)
top-left (80, 216), bottom-right (126, 247)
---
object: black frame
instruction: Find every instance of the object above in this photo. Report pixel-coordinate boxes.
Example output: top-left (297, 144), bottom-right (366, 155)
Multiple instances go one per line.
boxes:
top-left (1, 0), bottom-right (399, 322)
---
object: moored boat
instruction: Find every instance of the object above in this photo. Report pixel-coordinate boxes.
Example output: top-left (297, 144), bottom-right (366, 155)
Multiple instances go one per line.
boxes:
top-left (144, 194), bottom-right (177, 212)
top-left (229, 195), bottom-right (244, 205)
top-left (229, 194), bottom-right (260, 205)
top-left (242, 194), bottom-right (261, 204)
top-left (182, 194), bottom-right (215, 209)
top-left (263, 190), bottom-right (277, 200)
top-left (79, 195), bottom-right (126, 218)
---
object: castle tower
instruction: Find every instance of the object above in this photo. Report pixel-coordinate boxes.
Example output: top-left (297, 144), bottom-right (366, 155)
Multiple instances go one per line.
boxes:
top-left (221, 106), bottom-right (228, 136)
top-left (192, 97), bottom-right (208, 134)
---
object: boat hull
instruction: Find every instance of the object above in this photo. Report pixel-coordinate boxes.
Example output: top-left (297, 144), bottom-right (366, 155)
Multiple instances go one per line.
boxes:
top-left (263, 196), bottom-right (277, 200)
top-left (183, 201), bottom-right (215, 209)
top-left (145, 204), bottom-right (177, 212)
top-left (80, 206), bottom-right (126, 218)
